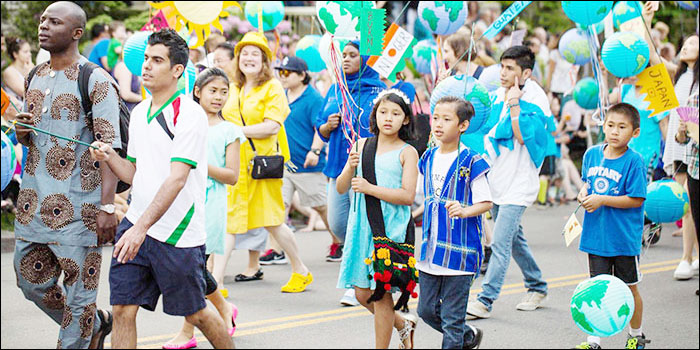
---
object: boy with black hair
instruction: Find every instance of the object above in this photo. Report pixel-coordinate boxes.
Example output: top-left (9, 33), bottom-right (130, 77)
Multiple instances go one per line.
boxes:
top-left (467, 45), bottom-right (552, 320)
top-left (574, 103), bottom-right (649, 349)
top-left (417, 96), bottom-right (492, 349)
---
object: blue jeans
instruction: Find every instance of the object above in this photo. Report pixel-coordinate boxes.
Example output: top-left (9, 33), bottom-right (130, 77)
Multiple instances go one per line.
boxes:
top-left (418, 271), bottom-right (477, 349)
top-left (477, 204), bottom-right (547, 310)
top-left (327, 178), bottom-right (351, 243)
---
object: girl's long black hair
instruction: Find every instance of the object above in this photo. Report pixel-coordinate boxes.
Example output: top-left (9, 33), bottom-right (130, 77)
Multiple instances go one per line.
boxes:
top-left (368, 92), bottom-right (416, 142)
top-left (193, 67), bottom-right (230, 119)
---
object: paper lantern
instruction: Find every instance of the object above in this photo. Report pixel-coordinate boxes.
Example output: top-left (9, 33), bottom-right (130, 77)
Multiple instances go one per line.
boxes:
top-left (676, 1), bottom-right (700, 10)
top-left (477, 64), bottom-right (501, 92)
top-left (244, 1), bottom-right (285, 32)
top-left (1, 132), bottom-right (15, 191)
top-left (295, 35), bottom-right (325, 73)
top-left (417, 1), bottom-right (468, 36)
top-left (177, 59), bottom-right (197, 96)
top-left (573, 78), bottom-right (599, 110)
top-left (316, 1), bottom-right (373, 39)
top-left (645, 179), bottom-right (689, 223)
top-left (561, 1), bottom-right (613, 26)
top-left (571, 274), bottom-right (635, 337)
top-left (601, 32), bottom-right (649, 78)
top-left (123, 31), bottom-right (152, 77)
top-left (559, 28), bottom-right (592, 65)
top-left (319, 32), bottom-right (348, 73)
top-left (411, 40), bottom-right (437, 75)
top-left (612, 1), bottom-right (643, 29)
top-left (430, 75), bottom-right (492, 134)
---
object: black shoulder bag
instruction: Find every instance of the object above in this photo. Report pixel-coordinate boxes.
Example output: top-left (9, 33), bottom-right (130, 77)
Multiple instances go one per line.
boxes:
top-left (362, 136), bottom-right (418, 312)
top-left (238, 98), bottom-right (284, 179)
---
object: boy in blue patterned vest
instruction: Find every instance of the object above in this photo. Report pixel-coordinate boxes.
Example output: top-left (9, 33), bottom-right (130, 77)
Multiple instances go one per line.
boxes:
top-left (416, 96), bottom-right (492, 349)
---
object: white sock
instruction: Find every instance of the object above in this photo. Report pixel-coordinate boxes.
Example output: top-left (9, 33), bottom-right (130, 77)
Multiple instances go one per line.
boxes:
top-left (630, 326), bottom-right (643, 337)
top-left (587, 336), bottom-right (601, 345)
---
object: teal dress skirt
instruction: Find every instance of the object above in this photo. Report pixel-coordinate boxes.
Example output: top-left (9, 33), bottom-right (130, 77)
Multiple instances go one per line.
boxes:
top-left (337, 143), bottom-right (411, 290)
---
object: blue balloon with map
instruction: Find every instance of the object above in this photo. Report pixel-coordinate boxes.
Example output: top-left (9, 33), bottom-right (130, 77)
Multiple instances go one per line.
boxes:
top-left (645, 179), bottom-right (689, 223)
top-left (571, 274), bottom-right (635, 337)
top-left (123, 31), bottom-right (152, 76)
top-left (561, 1), bottom-right (613, 26)
top-left (601, 32), bottom-right (649, 78)
top-left (245, 1), bottom-right (285, 32)
top-left (477, 64), bottom-right (501, 92)
top-left (613, 1), bottom-right (643, 29)
top-left (1, 131), bottom-right (15, 191)
top-left (417, 1), bottom-right (468, 36)
top-left (411, 40), bottom-right (437, 75)
top-left (573, 78), bottom-right (599, 110)
top-left (430, 75), bottom-right (492, 134)
top-left (296, 35), bottom-right (325, 73)
top-left (577, 20), bottom-right (605, 35)
top-left (559, 28), bottom-right (592, 65)
top-left (676, 1), bottom-right (699, 10)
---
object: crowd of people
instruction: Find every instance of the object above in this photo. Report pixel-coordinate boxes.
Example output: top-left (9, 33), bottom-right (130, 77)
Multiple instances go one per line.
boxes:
top-left (0, 1), bottom-right (698, 349)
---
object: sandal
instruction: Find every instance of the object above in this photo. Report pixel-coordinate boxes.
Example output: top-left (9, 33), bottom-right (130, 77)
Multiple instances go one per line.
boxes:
top-left (235, 269), bottom-right (263, 282)
top-left (397, 313), bottom-right (417, 349)
top-left (94, 309), bottom-right (113, 349)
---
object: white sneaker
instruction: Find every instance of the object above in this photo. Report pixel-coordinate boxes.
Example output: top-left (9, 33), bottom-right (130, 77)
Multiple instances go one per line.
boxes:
top-left (515, 291), bottom-right (547, 311)
top-left (674, 260), bottom-right (694, 280)
top-left (340, 289), bottom-right (360, 306)
top-left (466, 300), bottom-right (491, 320)
top-left (692, 259), bottom-right (699, 275)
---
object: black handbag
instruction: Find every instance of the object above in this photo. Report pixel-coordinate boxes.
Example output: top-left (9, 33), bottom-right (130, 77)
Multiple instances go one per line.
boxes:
top-left (238, 99), bottom-right (284, 179)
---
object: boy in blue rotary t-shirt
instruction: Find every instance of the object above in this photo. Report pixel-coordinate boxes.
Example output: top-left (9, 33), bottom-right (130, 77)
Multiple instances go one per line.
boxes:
top-left (575, 103), bottom-right (649, 350)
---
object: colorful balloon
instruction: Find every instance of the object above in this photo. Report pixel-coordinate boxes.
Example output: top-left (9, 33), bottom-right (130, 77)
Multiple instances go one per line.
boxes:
top-left (601, 32), bottom-right (649, 78)
top-left (123, 31), bottom-right (152, 77)
top-left (645, 179), bottom-right (690, 223)
top-left (571, 275), bottom-right (635, 337)
top-left (561, 1), bottom-right (613, 26)
top-left (296, 35), bottom-right (325, 73)
top-left (245, 1), bottom-right (285, 32)
top-left (559, 28), bottom-right (592, 65)
top-left (411, 40), bottom-right (437, 75)
top-left (612, 1), bottom-right (643, 29)
top-left (316, 1), bottom-right (373, 39)
top-left (573, 78), bottom-right (599, 110)
top-left (430, 75), bottom-right (492, 134)
top-left (417, 1), bottom-right (468, 36)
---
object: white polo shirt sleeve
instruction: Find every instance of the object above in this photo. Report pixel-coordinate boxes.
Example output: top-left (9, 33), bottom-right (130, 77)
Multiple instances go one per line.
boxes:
top-left (170, 109), bottom-right (207, 169)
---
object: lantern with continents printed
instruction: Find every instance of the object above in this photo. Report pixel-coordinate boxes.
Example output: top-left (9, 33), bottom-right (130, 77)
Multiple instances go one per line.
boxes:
top-left (245, 1), bottom-right (285, 32)
top-left (430, 75), bottom-right (492, 134)
top-left (478, 64), bottom-right (501, 92)
top-left (295, 35), bottom-right (325, 73)
top-left (573, 78), bottom-right (600, 110)
top-left (411, 40), bottom-right (437, 75)
top-left (417, 1), bottom-right (467, 36)
top-left (561, 1), bottom-right (613, 26)
top-left (559, 28), bottom-right (592, 65)
top-left (316, 1), bottom-right (373, 39)
top-left (123, 31), bottom-right (152, 76)
top-left (601, 32), bottom-right (649, 78)
top-left (570, 274), bottom-right (635, 337)
top-left (645, 179), bottom-right (689, 223)
top-left (612, 1), bottom-right (643, 29)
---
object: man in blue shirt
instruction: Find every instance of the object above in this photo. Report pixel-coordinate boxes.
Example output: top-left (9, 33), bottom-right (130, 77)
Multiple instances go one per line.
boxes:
top-left (88, 37), bottom-right (110, 71)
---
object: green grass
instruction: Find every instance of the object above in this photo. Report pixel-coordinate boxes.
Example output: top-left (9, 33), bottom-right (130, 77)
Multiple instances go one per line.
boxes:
top-left (1, 212), bottom-right (15, 232)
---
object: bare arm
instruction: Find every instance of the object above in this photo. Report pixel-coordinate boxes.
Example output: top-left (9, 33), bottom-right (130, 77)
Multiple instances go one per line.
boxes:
top-left (89, 141), bottom-right (136, 184)
top-left (2, 68), bottom-right (25, 99)
top-left (336, 139), bottom-right (364, 194)
top-left (445, 200), bottom-right (493, 219)
top-left (241, 119), bottom-right (280, 139)
top-left (208, 140), bottom-right (240, 186)
top-left (510, 105), bottom-right (525, 145)
top-left (114, 63), bottom-right (142, 103)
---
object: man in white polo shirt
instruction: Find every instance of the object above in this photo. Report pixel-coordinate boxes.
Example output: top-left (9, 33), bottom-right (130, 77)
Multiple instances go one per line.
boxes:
top-left (90, 29), bottom-right (232, 348)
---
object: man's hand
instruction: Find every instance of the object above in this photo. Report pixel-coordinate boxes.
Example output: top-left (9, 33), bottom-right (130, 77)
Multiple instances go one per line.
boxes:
top-left (89, 141), bottom-right (117, 162)
top-left (506, 76), bottom-right (524, 104)
top-left (113, 223), bottom-right (147, 263)
top-left (13, 112), bottom-right (35, 141)
top-left (581, 194), bottom-right (606, 213)
top-left (445, 201), bottom-right (467, 219)
top-left (325, 113), bottom-right (341, 132)
top-left (304, 151), bottom-right (319, 168)
top-left (351, 177), bottom-right (372, 194)
top-left (96, 211), bottom-right (118, 245)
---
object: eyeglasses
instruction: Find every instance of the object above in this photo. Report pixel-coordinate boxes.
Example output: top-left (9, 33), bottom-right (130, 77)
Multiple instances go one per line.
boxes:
top-left (277, 69), bottom-right (297, 78)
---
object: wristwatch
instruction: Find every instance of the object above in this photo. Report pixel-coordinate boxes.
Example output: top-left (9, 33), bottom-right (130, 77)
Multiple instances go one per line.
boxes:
top-left (311, 148), bottom-right (322, 156)
top-left (99, 204), bottom-right (116, 214)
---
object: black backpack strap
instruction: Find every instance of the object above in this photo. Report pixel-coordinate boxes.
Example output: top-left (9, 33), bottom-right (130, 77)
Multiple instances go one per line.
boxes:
top-left (77, 62), bottom-right (99, 117)
top-left (25, 63), bottom-right (44, 93)
top-left (362, 136), bottom-right (386, 239)
top-left (473, 65), bottom-right (484, 79)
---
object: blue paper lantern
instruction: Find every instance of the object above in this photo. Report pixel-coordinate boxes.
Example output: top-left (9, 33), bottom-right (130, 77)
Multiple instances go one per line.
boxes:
top-left (477, 64), bottom-right (501, 92)
top-left (417, 1), bottom-right (468, 36)
top-left (245, 1), bottom-right (285, 32)
top-left (177, 59), bottom-right (197, 96)
top-left (295, 35), bottom-right (325, 73)
top-left (676, 1), bottom-right (700, 10)
top-left (573, 78), bottom-right (599, 110)
top-left (562, 1), bottom-right (613, 26)
top-left (645, 179), bottom-right (689, 223)
top-left (559, 28), bottom-right (592, 65)
top-left (123, 31), bottom-right (152, 77)
top-left (601, 32), bottom-right (649, 78)
top-left (571, 274), bottom-right (635, 337)
top-left (612, 1), bottom-right (643, 29)
top-left (577, 20), bottom-right (605, 35)
top-left (430, 75), bottom-right (492, 134)
top-left (411, 40), bottom-right (437, 75)
top-left (1, 132), bottom-right (15, 191)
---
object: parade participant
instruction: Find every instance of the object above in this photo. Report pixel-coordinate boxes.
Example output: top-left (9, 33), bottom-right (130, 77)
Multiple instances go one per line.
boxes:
top-left (317, 40), bottom-right (386, 305)
top-left (90, 29), bottom-right (233, 349)
top-left (12, 2), bottom-right (119, 348)
top-left (416, 96), bottom-right (492, 349)
top-left (220, 31), bottom-right (313, 292)
top-left (467, 46), bottom-right (550, 320)
top-left (2, 37), bottom-right (34, 101)
top-left (574, 103), bottom-right (649, 349)
top-left (336, 89), bottom-right (419, 349)
top-left (162, 67), bottom-right (243, 349)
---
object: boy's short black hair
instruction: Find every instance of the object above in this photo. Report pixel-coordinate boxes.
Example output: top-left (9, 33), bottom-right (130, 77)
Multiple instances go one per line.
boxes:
top-left (91, 24), bottom-right (106, 40)
top-left (607, 102), bottom-right (640, 129)
top-left (434, 96), bottom-right (475, 124)
top-left (500, 45), bottom-right (535, 71)
top-left (148, 29), bottom-right (189, 77)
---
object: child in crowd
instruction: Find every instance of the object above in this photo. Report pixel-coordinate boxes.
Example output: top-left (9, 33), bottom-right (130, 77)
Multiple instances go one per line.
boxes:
top-left (575, 103), bottom-right (649, 350)
top-left (336, 90), bottom-right (420, 348)
top-left (106, 21), bottom-right (127, 72)
top-left (163, 68), bottom-right (243, 349)
top-left (416, 96), bottom-right (492, 349)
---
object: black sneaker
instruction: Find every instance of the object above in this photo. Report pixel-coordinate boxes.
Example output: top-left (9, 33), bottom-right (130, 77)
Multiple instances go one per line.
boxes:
top-left (326, 243), bottom-right (343, 262)
top-left (573, 342), bottom-right (601, 349)
top-left (259, 249), bottom-right (288, 265)
top-left (480, 246), bottom-right (492, 275)
top-left (625, 334), bottom-right (650, 349)
top-left (463, 325), bottom-right (483, 349)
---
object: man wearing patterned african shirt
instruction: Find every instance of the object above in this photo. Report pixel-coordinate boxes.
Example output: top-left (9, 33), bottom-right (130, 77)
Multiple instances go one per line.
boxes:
top-left (12, 2), bottom-right (120, 349)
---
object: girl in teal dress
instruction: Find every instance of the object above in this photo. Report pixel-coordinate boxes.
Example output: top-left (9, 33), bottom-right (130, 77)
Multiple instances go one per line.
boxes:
top-left (336, 90), bottom-right (420, 349)
top-left (163, 68), bottom-right (244, 349)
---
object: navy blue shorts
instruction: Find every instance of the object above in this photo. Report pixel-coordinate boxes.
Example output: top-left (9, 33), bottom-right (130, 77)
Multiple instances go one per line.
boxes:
top-left (109, 218), bottom-right (207, 316)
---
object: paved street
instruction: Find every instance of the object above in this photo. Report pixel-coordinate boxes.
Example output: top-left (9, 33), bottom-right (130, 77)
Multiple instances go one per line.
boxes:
top-left (2, 202), bottom-right (698, 349)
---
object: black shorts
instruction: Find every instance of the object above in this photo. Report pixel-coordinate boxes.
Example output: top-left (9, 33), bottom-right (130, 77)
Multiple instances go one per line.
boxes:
top-left (588, 254), bottom-right (642, 285)
top-left (539, 155), bottom-right (557, 176)
top-left (673, 160), bottom-right (688, 175)
top-left (110, 218), bottom-right (207, 316)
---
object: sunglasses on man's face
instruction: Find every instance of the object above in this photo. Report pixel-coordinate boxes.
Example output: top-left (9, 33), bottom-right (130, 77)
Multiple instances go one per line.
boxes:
top-left (278, 69), bottom-right (299, 78)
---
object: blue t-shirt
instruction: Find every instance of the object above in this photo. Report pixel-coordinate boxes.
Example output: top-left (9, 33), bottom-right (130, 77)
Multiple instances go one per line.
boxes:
top-left (580, 144), bottom-right (647, 257)
top-left (88, 39), bottom-right (111, 69)
top-left (285, 86), bottom-right (326, 173)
